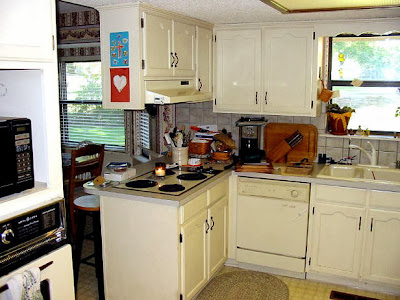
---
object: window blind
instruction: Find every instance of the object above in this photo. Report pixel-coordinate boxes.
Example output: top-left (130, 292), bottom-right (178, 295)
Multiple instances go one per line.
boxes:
top-left (59, 61), bottom-right (125, 150)
top-left (139, 111), bottom-right (150, 149)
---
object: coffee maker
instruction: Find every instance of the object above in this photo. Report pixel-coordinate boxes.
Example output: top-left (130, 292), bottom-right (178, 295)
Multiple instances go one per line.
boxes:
top-left (236, 117), bottom-right (268, 163)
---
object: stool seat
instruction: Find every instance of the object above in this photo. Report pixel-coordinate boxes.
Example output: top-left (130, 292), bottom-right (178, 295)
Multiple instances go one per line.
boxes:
top-left (74, 195), bottom-right (100, 211)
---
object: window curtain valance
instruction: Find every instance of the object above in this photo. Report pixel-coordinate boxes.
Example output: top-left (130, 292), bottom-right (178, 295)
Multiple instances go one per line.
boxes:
top-left (57, 10), bottom-right (100, 61)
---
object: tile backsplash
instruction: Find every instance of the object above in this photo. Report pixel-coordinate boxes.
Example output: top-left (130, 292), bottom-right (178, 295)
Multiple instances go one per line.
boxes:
top-left (175, 101), bottom-right (400, 166)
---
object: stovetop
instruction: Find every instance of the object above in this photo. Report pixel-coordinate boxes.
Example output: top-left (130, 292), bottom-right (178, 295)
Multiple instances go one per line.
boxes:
top-left (114, 166), bottom-right (222, 196)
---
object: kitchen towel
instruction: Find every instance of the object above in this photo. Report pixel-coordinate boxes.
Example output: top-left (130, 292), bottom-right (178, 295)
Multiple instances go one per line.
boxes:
top-left (0, 268), bottom-right (43, 300)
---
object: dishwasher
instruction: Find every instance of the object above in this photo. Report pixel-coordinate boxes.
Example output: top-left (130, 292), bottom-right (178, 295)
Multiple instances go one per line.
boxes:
top-left (236, 177), bottom-right (310, 275)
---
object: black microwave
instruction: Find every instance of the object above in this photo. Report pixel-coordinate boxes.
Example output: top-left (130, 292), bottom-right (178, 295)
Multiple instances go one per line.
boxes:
top-left (0, 117), bottom-right (34, 197)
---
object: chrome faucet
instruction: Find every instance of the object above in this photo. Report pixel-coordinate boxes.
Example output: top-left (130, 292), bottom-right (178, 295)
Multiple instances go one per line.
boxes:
top-left (349, 141), bottom-right (377, 166)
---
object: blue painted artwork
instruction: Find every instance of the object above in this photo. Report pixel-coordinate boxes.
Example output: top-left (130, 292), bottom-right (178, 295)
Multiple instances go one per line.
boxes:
top-left (110, 31), bottom-right (129, 67)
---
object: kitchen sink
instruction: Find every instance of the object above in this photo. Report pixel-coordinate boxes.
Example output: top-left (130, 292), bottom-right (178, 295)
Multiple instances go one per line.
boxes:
top-left (317, 165), bottom-right (400, 185)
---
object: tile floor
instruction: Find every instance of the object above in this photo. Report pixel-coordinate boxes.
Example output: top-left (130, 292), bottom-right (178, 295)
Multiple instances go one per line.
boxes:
top-left (75, 241), bottom-right (399, 300)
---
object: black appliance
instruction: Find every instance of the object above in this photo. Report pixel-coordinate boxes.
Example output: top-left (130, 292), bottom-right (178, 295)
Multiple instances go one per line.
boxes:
top-left (0, 199), bottom-right (67, 277)
top-left (236, 117), bottom-right (268, 163)
top-left (0, 117), bottom-right (34, 198)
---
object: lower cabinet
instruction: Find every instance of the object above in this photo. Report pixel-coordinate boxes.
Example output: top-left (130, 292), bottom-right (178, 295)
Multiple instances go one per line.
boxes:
top-left (309, 203), bottom-right (364, 278)
top-left (362, 209), bottom-right (400, 286)
top-left (308, 185), bottom-right (400, 288)
top-left (180, 180), bottom-right (228, 300)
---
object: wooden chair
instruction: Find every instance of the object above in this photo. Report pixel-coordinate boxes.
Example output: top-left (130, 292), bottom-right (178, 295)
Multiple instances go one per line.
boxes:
top-left (67, 143), bottom-right (105, 239)
top-left (67, 143), bottom-right (105, 300)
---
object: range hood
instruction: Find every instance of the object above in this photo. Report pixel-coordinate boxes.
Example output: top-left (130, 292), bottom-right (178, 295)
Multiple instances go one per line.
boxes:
top-left (145, 80), bottom-right (211, 104)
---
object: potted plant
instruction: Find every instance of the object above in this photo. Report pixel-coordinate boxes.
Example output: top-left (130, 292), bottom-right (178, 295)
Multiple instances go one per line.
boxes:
top-left (326, 103), bottom-right (355, 135)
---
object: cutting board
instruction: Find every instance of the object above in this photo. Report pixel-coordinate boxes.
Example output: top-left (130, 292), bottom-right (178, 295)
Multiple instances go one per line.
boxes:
top-left (264, 123), bottom-right (318, 163)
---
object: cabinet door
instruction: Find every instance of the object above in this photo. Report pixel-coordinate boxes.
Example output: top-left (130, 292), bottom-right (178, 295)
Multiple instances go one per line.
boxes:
top-left (173, 21), bottom-right (196, 77)
top-left (362, 209), bottom-right (400, 286)
top-left (0, 0), bottom-right (55, 61)
top-left (143, 13), bottom-right (173, 77)
top-left (214, 29), bottom-right (261, 113)
top-left (309, 203), bottom-right (364, 278)
top-left (208, 197), bottom-right (228, 278)
top-left (196, 27), bottom-right (213, 95)
top-left (262, 27), bottom-right (313, 115)
top-left (181, 210), bottom-right (208, 300)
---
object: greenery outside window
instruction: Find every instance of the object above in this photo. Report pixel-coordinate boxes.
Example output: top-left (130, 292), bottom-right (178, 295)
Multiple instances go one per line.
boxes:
top-left (59, 61), bottom-right (126, 150)
top-left (328, 36), bottom-right (400, 134)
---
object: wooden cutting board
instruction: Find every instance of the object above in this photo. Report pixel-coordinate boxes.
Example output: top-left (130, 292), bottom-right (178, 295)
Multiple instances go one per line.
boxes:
top-left (264, 123), bottom-right (318, 163)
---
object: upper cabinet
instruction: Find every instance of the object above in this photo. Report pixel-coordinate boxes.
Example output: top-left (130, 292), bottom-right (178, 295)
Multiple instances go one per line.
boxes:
top-left (99, 4), bottom-right (212, 109)
top-left (214, 29), bottom-right (262, 113)
top-left (262, 28), bottom-right (313, 115)
top-left (143, 14), bottom-right (196, 78)
top-left (0, 0), bottom-right (56, 62)
top-left (196, 27), bottom-right (213, 95)
top-left (214, 26), bottom-right (318, 116)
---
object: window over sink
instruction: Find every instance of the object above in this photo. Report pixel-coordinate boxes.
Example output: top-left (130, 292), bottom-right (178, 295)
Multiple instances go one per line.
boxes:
top-left (328, 35), bottom-right (400, 134)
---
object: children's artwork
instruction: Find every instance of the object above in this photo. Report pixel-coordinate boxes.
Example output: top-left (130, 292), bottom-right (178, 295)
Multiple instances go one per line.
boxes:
top-left (110, 31), bottom-right (129, 67)
top-left (110, 68), bottom-right (130, 102)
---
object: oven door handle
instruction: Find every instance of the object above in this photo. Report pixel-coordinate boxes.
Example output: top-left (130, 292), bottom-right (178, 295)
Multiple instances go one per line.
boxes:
top-left (0, 261), bottom-right (53, 293)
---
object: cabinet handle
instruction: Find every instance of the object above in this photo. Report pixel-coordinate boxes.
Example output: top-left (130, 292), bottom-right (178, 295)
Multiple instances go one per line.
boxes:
top-left (210, 216), bottom-right (215, 230)
top-left (370, 218), bottom-right (374, 232)
top-left (175, 52), bottom-right (179, 67)
top-left (170, 52), bottom-right (175, 67)
top-left (198, 78), bottom-right (203, 91)
top-left (205, 219), bottom-right (210, 234)
top-left (255, 92), bottom-right (258, 104)
top-left (358, 217), bottom-right (362, 230)
top-left (265, 92), bottom-right (268, 105)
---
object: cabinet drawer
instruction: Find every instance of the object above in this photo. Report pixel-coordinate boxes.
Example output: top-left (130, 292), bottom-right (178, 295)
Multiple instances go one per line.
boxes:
top-left (314, 184), bottom-right (366, 206)
top-left (370, 190), bottom-right (400, 210)
top-left (180, 193), bottom-right (207, 224)
top-left (208, 179), bottom-right (228, 206)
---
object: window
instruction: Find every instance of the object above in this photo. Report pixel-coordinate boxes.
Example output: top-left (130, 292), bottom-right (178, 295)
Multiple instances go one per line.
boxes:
top-left (59, 61), bottom-right (126, 150)
top-left (329, 36), bottom-right (400, 133)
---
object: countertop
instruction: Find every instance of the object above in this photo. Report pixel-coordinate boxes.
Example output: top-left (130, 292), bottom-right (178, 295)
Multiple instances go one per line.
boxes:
top-left (84, 156), bottom-right (232, 207)
top-left (84, 159), bottom-right (400, 207)
top-left (234, 163), bottom-right (400, 193)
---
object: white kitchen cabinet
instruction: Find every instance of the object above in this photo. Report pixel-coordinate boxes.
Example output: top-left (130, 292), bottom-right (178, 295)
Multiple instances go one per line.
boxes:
top-left (362, 209), bottom-right (400, 286)
top-left (308, 185), bottom-right (400, 290)
top-left (99, 4), bottom-right (212, 109)
top-left (207, 197), bottom-right (228, 278)
top-left (99, 175), bottom-right (229, 300)
top-left (362, 189), bottom-right (400, 286)
top-left (180, 179), bottom-right (228, 299)
top-left (308, 203), bottom-right (364, 278)
top-left (214, 26), bottom-right (316, 116)
top-left (196, 27), bottom-right (213, 95)
top-left (262, 27), bottom-right (313, 115)
top-left (0, 0), bottom-right (56, 62)
top-left (181, 210), bottom-right (208, 299)
top-left (214, 29), bottom-right (262, 113)
top-left (142, 13), bottom-right (173, 77)
top-left (143, 13), bottom-right (195, 78)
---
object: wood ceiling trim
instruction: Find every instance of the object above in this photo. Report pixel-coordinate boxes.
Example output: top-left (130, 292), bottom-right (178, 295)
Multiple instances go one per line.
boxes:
top-left (259, 0), bottom-right (400, 14)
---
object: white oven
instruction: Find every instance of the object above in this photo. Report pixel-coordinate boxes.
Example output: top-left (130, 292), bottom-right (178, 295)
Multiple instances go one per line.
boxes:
top-left (0, 199), bottom-right (74, 300)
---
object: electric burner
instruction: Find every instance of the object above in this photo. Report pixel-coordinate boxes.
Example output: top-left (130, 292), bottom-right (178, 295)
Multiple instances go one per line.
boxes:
top-left (152, 169), bottom-right (175, 176)
top-left (126, 180), bottom-right (158, 188)
top-left (177, 173), bottom-right (207, 181)
top-left (159, 184), bottom-right (185, 192)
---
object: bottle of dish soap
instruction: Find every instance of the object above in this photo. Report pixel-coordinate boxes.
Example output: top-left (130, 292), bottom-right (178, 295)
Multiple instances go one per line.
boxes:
top-left (356, 125), bottom-right (363, 136)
